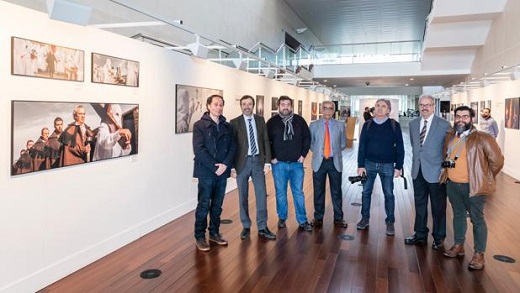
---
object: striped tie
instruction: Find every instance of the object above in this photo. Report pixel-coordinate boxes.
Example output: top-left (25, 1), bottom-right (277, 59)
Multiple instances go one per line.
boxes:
top-left (419, 120), bottom-right (427, 145)
top-left (248, 118), bottom-right (258, 155)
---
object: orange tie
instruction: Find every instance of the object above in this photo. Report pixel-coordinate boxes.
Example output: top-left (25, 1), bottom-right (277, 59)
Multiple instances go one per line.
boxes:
top-left (324, 121), bottom-right (331, 159)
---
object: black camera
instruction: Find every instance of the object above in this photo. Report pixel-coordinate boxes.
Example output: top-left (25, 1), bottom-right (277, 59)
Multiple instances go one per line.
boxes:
top-left (348, 173), bottom-right (367, 184)
top-left (442, 160), bottom-right (456, 168)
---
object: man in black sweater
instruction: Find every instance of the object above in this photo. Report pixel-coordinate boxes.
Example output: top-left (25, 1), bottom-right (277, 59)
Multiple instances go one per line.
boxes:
top-left (356, 99), bottom-right (404, 236)
top-left (266, 96), bottom-right (312, 232)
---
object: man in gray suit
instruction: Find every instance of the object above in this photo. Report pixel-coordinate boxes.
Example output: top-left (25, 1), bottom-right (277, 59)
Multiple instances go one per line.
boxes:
top-left (405, 94), bottom-right (451, 249)
top-left (230, 95), bottom-right (276, 241)
top-left (309, 101), bottom-right (348, 228)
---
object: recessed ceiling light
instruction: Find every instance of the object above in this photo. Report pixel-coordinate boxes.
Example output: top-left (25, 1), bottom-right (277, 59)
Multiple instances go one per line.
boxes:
top-left (405, 84), bottom-right (409, 86)
top-left (333, 85), bottom-right (337, 87)
top-left (409, 78), bottom-right (414, 81)
top-left (323, 80), bottom-right (328, 82)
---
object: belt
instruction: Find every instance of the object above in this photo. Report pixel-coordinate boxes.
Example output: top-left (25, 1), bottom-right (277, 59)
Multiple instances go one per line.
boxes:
top-left (247, 154), bottom-right (259, 157)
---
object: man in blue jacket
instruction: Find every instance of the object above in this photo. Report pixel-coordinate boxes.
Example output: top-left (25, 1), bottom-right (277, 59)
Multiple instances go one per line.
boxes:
top-left (192, 94), bottom-right (236, 252)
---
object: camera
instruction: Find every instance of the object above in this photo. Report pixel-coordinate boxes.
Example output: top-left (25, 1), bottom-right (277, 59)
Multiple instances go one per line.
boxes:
top-left (442, 160), bottom-right (456, 168)
top-left (348, 173), bottom-right (367, 184)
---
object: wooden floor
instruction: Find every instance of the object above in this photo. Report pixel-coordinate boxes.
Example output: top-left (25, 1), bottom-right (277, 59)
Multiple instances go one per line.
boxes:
top-left (40, 123), bottom-right (520, 293)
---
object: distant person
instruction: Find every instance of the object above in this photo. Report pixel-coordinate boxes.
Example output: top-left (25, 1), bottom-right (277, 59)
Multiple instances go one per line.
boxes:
top-left (192, 95), bottom-right (236, 252)
top-left (363, 106), bottom-right (372, 121)
top-left (479, 108), bottom-right (498, 138)
top-left (59, 105), bottom-right (94, 166)
top-left (13, 140), bottom-right (34, 174)
top-left (266, 95), bottom-right (312, 232)
top-left (30, 127), bottom-right (50, 171)
top-left (47, 117), bottom-right (64, 168)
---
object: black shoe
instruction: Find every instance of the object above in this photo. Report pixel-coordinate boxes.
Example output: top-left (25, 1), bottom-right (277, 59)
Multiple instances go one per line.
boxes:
top-left (334, 220), bottom-right (348, 228)
top-left (299, 222), bottom-right (313, 232)
top-left (258, 228), bottom-right (276, 240)
top-left (209, 233), bottom-right (228, 246)
top-left (240, 228), bottom-right (250, 240)
top-left (404, 234), bottom-right (427, 245)
top-left (277, 219), bottom-right (286, 228)
top-left (432, 239), bottom-right (444, 250)
top-left (312, 218), bottom-right (323, 228)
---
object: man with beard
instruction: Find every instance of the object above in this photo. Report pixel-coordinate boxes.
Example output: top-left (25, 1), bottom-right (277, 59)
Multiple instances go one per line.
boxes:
top-left (266, 95), bottom-right (312, 232)
top-left (59, 105), bottom-right (94, 166)
top-left (479, 107), bottom-right (498, 138)
top-left (30, 127), bottom-right (50, 171)
top-left (405, 94), bottom-right (451, 250)
top-left (440, 105), bottom-right (503, 270)
top-left (230, 95), bottom-right (275, 241)
top-left (47, 117), bottom-right (64, 168)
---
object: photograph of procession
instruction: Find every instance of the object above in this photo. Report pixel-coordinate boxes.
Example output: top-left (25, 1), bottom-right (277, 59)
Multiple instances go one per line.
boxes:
top-left (91, 53), bottom-right (140, 87)
top-left (11, 101), bottom-right (139, 176)
top-left (11, 36), bottom-right (84, 81)
top-left (175, 84), bottom-right (223, 134)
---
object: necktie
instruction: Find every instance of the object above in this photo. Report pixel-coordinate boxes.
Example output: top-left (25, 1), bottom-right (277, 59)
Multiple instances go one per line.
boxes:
top-left (324, 121), bottom-right (331, 158)
top-left (419, 120), bottom-right (427, 145)
top-left (248, 118), bottom-right (258, 155)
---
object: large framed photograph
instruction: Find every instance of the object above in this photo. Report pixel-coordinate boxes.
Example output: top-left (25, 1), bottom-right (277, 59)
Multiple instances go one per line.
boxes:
top-left (11, 101), bottom-right (139, 176)
top-left (470, 101), bottom-right (479, 124)
top-left (256, 95), bottom-right (264, 117)
top-left (175, 84), bottom-right (223, 134)
top-left (11, 36), bottom-right (84, 81)
top-left (92, 53), bottom-right (139, 87)
top-left (505, 97), bottom-right (520, 129)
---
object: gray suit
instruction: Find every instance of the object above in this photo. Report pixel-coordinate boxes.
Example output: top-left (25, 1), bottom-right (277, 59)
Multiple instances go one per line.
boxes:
top-left (409, 115), bottom-right (450, 241)
top-left (230, 114), bottom-right (271, 230)
top-left (309, 118), bottom-right (346, 221)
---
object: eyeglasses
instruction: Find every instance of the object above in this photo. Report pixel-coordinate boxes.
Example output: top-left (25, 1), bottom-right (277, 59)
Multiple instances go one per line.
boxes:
top-left (455, 115), bottom-right (471, 120)
top-left (419, 104), bottom-right (433, 108)
top-left (322, 107), bottom-right (334, 111)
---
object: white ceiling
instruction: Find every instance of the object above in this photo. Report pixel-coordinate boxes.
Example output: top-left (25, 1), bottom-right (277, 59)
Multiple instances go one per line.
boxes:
top-left (4, 0), bottom-right (509, 91)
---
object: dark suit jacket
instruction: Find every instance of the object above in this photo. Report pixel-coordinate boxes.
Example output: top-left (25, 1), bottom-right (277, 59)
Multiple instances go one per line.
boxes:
top-left (230, 114), bottom-right (271, 174)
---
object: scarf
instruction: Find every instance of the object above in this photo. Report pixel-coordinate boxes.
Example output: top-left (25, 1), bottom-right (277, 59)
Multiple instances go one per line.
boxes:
top-left (280, 113), bottom-right (294, 141)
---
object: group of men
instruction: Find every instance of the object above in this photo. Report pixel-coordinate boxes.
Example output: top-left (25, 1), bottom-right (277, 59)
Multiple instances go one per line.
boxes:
top-left (191, 93), bottom-right (504, 272)
top-left (12, 104), bottom-right (133, 175)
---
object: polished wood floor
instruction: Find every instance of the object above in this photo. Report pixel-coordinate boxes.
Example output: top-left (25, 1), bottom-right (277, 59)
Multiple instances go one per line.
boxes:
top-left (40, 124), bottom-right (520, 293)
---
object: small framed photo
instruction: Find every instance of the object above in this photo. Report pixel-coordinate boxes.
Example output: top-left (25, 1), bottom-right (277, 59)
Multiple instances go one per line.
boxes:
top-left (92, 53), bottom-right (139, 87)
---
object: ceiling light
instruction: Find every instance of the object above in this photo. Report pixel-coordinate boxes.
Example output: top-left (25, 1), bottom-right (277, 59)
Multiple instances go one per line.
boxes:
top-left (409, 78), bottom-right (414, 81)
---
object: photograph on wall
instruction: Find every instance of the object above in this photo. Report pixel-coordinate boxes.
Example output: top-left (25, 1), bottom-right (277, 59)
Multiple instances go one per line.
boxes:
top-left (11, 101), bottom-right (139, 176)
top-left (92, 53), bottom-right (139, 87)
top-left (480, 101), bottom-right (486, 112)
top-left (470, 102), bottom-right (479, 124)
top-left (311, 102), bottom-right (318, 120)
top-left (505, 97), bottom-right (520, 129)
top-left (176, 84), bottom-right (223, 134)
top-left (340, 106), bottom-right (351, 119)
top-left (298, 100), bottom-right (303, 116)
top-left (256, 95), bottom-right (264, 117)
top-left (11, 36), bottom-right (84, 81)
top-left (271, 97), bottom-right (279, 111)
top-left (487, 100), bottom-right (492, 110)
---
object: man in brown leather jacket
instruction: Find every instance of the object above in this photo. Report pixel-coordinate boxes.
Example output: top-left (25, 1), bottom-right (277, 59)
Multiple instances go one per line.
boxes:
top-left (440, 105), bottom-right (504, 270)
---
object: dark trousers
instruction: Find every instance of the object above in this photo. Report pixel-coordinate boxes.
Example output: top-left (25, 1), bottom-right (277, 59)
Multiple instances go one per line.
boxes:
top-left (236, 156), bottom-right (268, 230)
top-left (312, 158), bottom-right (343, 221)
top-left (412, 168), bottom-right (447, 240)
top-left (194, 177), bottom-right (227, 240)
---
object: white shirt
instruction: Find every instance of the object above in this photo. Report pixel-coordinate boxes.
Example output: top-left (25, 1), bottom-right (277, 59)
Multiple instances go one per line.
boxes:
top-left (243, 115), bottom-right (258, 156)
top-left (419, 114), bottom-right (434, 143)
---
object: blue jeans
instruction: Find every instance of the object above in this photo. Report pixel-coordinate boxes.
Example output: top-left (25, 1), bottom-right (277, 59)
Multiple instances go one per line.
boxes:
top-left (194, 177), bottom-right (227, 240)
top-left (271, 161), bottom-right (308, 224)
top-left (361, 160), bottom-right (395, 223)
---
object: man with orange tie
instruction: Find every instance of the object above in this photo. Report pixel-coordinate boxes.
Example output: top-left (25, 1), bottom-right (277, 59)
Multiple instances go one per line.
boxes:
top-left (309, 101), bottom-right (348, 228)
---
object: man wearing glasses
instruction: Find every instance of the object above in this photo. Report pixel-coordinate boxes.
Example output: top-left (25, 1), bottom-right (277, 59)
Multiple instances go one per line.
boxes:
top-left (440, 105), bottom-right (503, 270)
top-left (405, 95), bottom-right (451, 250)
top-left (309, 101), bottom-right (348, 228)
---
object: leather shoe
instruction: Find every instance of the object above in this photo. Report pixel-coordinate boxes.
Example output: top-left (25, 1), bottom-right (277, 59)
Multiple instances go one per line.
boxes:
top-left (258, 228), bottom-right (276, 240)
top-left (277, 219), bottom-right (286, 228)
top-left (240, 228), bottom-right (250, 240)
top-left (468, 252), bottom-right (485, 270)
top-left (432, 239), bottom-right (444, 250)
top-left (443, 244), bottom-right (465, 258)
top-left (299, 222), bottom-right (313, 232)
top-left (334, 220), bottom-right (348, 228)
top-left (312, 218), bottom-right (323, 227)
top-left (404, 235), bottom-right (427, 245)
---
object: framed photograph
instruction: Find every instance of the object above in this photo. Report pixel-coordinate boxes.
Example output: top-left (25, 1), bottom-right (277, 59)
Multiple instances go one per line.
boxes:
top-left (505, 97), bottom-right (520, 129)
top-left (11, 36), bottom-right (84, 81)
top-left (311, 102), bottom-right (318, 120)
top-left (92, 53), bottom-right (139, 87)
top-left (271, 97), bottom-right (278, 111)
top-left (480, 101), bottom-right (485, 112)
top-left (11, 101), bottom-right (139, 176)
top-left (256, 95), bottom-right (264, 117)
top-left (470, 102), bottom-right (479, 124)
top-left (298, 100), bottom-right (303, 116)
top-left (487, 100), bottom-right (492, 110)
top-left (175, 84), bottom-right (223, 134)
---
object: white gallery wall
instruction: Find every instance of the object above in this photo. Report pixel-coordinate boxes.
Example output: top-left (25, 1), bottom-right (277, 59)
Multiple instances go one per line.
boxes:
top-left (0, 2), bottom-right (326, 292)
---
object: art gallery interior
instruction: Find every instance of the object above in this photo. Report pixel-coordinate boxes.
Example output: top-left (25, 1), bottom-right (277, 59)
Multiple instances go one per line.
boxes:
top-left (1, 0), bottom-right (520, 292)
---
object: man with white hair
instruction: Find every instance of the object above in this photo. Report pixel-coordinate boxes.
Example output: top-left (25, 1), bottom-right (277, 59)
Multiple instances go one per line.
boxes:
top-left (93, 103), bottom-right (132, 161)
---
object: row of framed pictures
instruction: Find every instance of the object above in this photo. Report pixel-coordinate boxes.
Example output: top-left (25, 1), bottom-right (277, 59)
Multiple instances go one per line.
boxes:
top-left (11, 36), bottom-right (140, 87)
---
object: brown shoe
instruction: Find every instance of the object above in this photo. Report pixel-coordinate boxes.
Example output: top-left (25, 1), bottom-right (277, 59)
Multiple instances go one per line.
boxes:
top-left (443, 244), bottom-right (465, 258)
top-left (468, 252), bottom-right (485, 270)
top-left (195, 238), bottom-right (210, 252)
top-left (209, 233), bottom-right (228, 246)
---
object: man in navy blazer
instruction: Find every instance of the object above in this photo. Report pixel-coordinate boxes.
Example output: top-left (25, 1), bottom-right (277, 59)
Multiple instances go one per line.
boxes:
top-left (309, 101), bottom-right (348, 228)
top-left (405, 94), bottom-right (451, 249)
